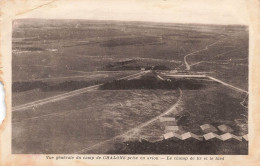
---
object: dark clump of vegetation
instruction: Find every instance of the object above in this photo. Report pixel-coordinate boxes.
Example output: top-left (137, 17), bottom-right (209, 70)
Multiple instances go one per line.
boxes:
top-left (103, 65), bottom-right (142, 71)
top-left (183, 39), bottom-right (201, 44)
top-left (115, 59), bottom-right (137, 66)
top-left (13, 47), bottom-right (44, 51)
top-left (102, 59), bottom-right (162, 71)
top-left (100, 76), bottom-right (210, 90)
top-left (153, 65), bottom-right (170, 70)
top-left (12, 81), bottom-right (47, 92)
top-left (103, 60), bottom-right (139, 71)
top-left (107, 139), bottom-right (248, 155)
top-left (105, 60), bottom-right (137, 68)
top-left (100, 36), bottom-right (160, 47)
top-left (12, 80), bottom-right (103, 92)
top-left (103, 59), bottom-right (170, 71)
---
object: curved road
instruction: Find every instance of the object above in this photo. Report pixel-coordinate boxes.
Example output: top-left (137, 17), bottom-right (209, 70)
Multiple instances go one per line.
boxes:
top-left (184, 38), bottom-right (226, 71)
top-left (74, 88), bottom-right (183, 154)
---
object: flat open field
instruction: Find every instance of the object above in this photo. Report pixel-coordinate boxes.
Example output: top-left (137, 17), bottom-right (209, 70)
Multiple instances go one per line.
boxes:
top-left (12, 88), bottom-right (179, 154)
top-left (12, 19), bottom-right (248, 154)
top-left (12, 70), bottom-right (138, 106)
top-left (13, 19), bottom-right (248, 87)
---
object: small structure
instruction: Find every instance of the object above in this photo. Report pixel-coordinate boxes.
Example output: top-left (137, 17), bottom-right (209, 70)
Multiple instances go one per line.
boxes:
top-left (143, 136), bottom-right (164, 143)
top-left (163, 132), bottom-right (174, 140)
top-left (172, 133), bottom-right (183, 140)
top-left (220, 133), bottom-right (242, 141)
top-left (160, 122), bottom-right (177, 128)
top-left (169, 70), bottom-right (178, 73)
top-left (203, 132), bottom-right (222, 141)
top-left (165, 126), bottom-right (179, 133)
top-left (217, 124), bottom-right (234, 133)
top-left (159, 117), bottom-right (177, 127)
top-left (163, 132), bottom-right (182, 140)
top-left (200, 124), bottom-right (218, 133)
top-left (181, 132), bottom-right (203, 141)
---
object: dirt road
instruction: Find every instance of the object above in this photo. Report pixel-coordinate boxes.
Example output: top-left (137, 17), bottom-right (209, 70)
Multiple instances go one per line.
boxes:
top-left (184, 38), bottom-right (226, 70)
top-left (74, 88), bottom-right (183, 154)
top-left (13, 71), bottom-right (148, 111)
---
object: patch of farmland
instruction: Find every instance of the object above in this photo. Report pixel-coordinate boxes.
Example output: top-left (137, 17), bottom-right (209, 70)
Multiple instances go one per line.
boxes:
top-left (105, 84), bottom-right (248, 154)
top-left (12, 71), bottom-right (138, 106)
top-left (12, 89), bottom-right (180, 154)
top-left (176, 85), bottom-right (247, 136)
top-left (100, 36), bottom-right (161, 47)
top-left (13, 20), bottom-right (246, 82)
top-left (12, 89), bottom-right (63, 107)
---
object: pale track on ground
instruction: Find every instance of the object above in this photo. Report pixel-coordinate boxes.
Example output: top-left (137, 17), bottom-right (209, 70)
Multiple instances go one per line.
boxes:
top-left (73, 88), bottom-right (183, 154)
top-left (16, 74), bottom-right (108, 82)
top-left (206, 76), bottom-right (248, 93)
top-left (184, 38), bottom-right (226, 70)
top-left (13, 71), bottom-right (147, 111)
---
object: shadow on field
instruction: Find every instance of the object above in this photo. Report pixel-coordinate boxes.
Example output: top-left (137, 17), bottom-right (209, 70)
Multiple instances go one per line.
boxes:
top-left (12, 73), bottom-right (218, 92)
top-left (12, 80), bottom-right (103, 92)
top-left (107, 139), bottom-right (248, 155)
top-left (99, 75), bottom-right (216, 90)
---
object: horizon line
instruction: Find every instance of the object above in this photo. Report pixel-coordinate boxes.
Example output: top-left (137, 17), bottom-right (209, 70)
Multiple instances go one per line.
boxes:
top-left (13, 18), bottom-right (249, 27)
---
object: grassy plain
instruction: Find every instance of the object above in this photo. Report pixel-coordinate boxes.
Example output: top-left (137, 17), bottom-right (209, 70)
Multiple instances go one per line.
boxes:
top-left (13, 19), bottom-right (248, 85)
top-left (12, 71), bottom-right (137, 106)
top-left (12, 19), bottom-right (248, 154)
top-left (12, 89), bottom-right (179, 154)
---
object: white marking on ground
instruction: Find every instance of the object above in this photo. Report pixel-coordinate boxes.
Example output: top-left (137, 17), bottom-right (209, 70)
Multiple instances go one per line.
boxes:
top-left (164, 74), bottom-right (206, 78)
top-left (240, 94), bottom-right (248, 108)
top-left (207, 76), bottom-right (248, 93)
top-left (13, 71), bottom-right (147, 111)
top-left (133, 57), bottom-right (182, 64)
top-left (190, 58), bottom-right (248, 67)
top-left (213, 47), bottom-right (247, 58)
top-left (156, 74), bottom-right (165, 80)
top-left (184, 38), bottom-right (226, 70)
top-left (17, 74), bottom-right (108, 82)
top-left (189, 61), bottom-right (229, 67)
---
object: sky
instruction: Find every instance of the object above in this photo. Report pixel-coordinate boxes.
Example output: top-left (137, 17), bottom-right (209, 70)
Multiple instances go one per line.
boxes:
top-left (12, 0), bottom-right (249, 25)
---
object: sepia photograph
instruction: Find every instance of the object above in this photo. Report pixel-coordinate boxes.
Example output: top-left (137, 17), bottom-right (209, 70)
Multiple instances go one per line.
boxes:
top-left (1, 0), bottom-right (260, 164)
top-left (11, 18), bottom-right (249, 155)
top-left (2, 0), bottom-right (260, 164)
